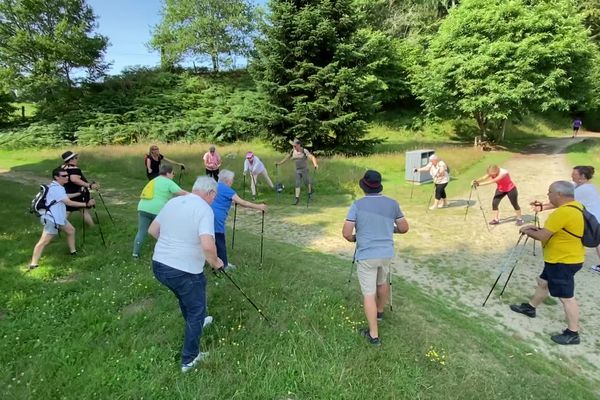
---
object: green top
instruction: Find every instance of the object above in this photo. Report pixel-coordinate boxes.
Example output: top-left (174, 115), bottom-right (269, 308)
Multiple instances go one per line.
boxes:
top-left (137, 176), bottom-right (182, 215)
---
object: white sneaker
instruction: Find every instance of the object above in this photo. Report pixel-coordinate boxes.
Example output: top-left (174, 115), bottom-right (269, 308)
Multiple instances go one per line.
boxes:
top-left (225, 263), bottom-right (236, 271)
top-left (203, 315), bottom-right (213, 328)
top-left (429, 205), bottom-right (437, 210)
top-left (590, 265), bottom-right (600, 274)
top-left (181, 352), bottom-right (209, 373)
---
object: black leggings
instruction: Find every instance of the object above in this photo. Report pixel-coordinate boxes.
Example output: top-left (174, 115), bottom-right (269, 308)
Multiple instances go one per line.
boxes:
top-left (206, 169), bottom-right (219, 181)
top-left (434, 183), bottom-right (448, 200)
top-left (492, 187), bottom-right (520, 211)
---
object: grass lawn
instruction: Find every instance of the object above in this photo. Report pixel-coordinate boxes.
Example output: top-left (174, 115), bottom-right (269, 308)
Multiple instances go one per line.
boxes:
top-left (1, 138), bottom-right (598, 399)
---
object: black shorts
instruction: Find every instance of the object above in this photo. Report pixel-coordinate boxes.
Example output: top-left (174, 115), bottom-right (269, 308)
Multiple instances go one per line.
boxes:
top-left (539, 262), bottom-right (582, 298)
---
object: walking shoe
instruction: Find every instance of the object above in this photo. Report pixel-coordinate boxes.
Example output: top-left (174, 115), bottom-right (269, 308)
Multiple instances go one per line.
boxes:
top-left (510, 303), bottom-right (536, 318)
top-left (377, 312), bottom-right (384, 321)
top-left (181, 352), bottom-right (209, 373)
top-left (489, 219), bottom-right (500, 225)
top-left (428, 205), bottom-right (437, 210)
top-left (308, 191), bottom-right (314, 199)
top-left (252, 195), bottom-right (256, 201)
top-left (515, 218), bottom-right (524, 226)
top-left (28, 264), bottom-right (39, 271)
top-left (203, 315), bottom-right (213, 328)
top-left (292, 197), bottom-right (300, 205)
top-left (551, 329), bottom-right (580, 345)
top-left (358, 327), bottom-right (381, 346)
top-left (224, 264), bottom-right (236, 271)
top-left (590, 265), bottom-right (600, 274)
top-left (132, 253), bottom-right (139, 258)
top-left (69, 251), bottom-right (78, 256)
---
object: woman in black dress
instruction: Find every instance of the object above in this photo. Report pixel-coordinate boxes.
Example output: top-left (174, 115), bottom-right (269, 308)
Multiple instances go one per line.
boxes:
top-left (61, 151), bottom-right (99, 227)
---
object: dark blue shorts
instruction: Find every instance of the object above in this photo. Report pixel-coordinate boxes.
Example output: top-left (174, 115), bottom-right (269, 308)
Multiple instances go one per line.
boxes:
top-left (539, 262), bottom-right (582, 298)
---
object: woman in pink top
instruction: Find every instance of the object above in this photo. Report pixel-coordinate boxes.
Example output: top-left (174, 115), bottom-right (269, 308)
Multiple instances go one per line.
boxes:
top-left (473, 165), bottom-right (523, 226)
top-left (203, 145), bottom-right (222, 181)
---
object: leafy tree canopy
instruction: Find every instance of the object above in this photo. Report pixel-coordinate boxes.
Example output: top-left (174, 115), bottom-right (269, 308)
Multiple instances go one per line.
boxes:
top-left (150, 0), bottom-right (258, 72)
top-left (414, 0), bottom-right (598, 139)
top-left (0, 0), bottom-right (108, 99)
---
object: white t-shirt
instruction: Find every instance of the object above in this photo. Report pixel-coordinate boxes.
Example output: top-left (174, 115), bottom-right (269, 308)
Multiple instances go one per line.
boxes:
top-left (575, 183), bottom-right (600, 220)
top-left (425, 161), bottom-right (449, 184)
top-left (152, 194), bottom-right (215, 274)
top-left (243, 156), bottom-right (266, 175)
top-left (43, 181), bottom-right (68, 225)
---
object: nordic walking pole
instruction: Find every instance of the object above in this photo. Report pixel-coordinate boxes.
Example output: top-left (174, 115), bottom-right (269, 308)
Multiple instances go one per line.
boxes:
top-left (532, 211), bottom-right (539, 256)
top-left (425, 185), bottom-right (435, 213)
top-left (474, 186), bottom-right (491, 233)
top-left (464, 186), bottom-right (474, 220)
top-left (81, 209), bottom-right (86, 249)
top-left (307, 167), bottom-right (316, 208)
top-left (410, 170), bottom-right (417, 200)
top-left (482, 233), bottom-right (525, 306)
top-left (347, 246), bottom-right (357, 284)
top-left (500, 236), bottom-right (530, 296)
top-left (389, 268), bottom-right (393, 312)
top-left (259, 210), bottom-right (265, 267)
top-left (242, 173), bottom-right (246, 197)
top-left (178, 165), bottom-right (184, 186)
top-left (231, 202), bottom-right (237, 250)
top-left (92, 206), bottom-right (107, 248)
top-left (275, 164), bottom-right (281, 204)
top-left (95, 188), bottom-right (115, 225)
top-left (221, 268), bottom-right (271, 323)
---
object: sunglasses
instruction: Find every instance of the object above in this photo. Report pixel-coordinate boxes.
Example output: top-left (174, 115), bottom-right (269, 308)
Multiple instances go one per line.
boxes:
top-left (58, 174), bottom-right (69, 178)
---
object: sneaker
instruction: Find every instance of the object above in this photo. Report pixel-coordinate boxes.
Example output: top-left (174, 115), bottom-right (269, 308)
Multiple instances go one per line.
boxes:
top-left (292, 197), bottom-right (299, 205)
top-left (308, 191), bottom-right (314, 199)
top-left (28, 264), bottom-right (38, 271)
top-left (181, 352), bottom-right (209, 373)
top-left (551, 329), bottom-right (580, 345)
top-left (510, 303), bottom-right (536, 318)
top-left (203, 315), bottom-right (213, 328)
top-left (515, 218), bottom-right (524, 226)
top-left (489, 219), bottom-right (500, 225)
top-left (252, 196), bottom-right (256, 201)
top-left (376, 312), bottom-right (384, 321)
top-left (358, 327), bottom-right (381, 346)
top-left (429, 205), bottom-right (437, 210)
top-left (69, 251), bottom-right (77, 256)
top-left (590, 265), bottom-right (600, 274)
top-left (224, 264), bottom-right (236, 271)
top-left (132, 253), bottom-right (139, 258)
top-left (437, 204), bottom-right (448, 209)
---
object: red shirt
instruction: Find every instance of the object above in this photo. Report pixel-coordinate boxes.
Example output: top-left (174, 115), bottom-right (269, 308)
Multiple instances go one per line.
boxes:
top-left (496, 169), bottom-right (515, 193)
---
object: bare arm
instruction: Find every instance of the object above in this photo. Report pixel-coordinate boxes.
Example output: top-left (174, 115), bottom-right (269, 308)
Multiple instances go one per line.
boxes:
top-left (232, 194), bottom-right (267, 211)
top-left (201, 234), bottom-right (224, 269)
top-left (63, 197), bottom-right (94, 208)
top-left (146, 157), bottom-right (152, 173)
top-left (309, 153), bottom-right (318, 169)
top-left (276, 153), bottom-right (291, 165)
top-left (163, 156), bottom-right (184, 167)
top-left (69, 174), bottom-right (99, 190)
top-left (519, 225), bottom-right (553, 242)
top-left (148, 220), bottom-right (160, 239)
top-left (414, 162), bottom-right (432, 173)
top-left (394, 217), bottom-right (409, 234)
top-left (342, 220), bottom-right (356, 242)
top-left (175, 190), bottom-right (188, 196)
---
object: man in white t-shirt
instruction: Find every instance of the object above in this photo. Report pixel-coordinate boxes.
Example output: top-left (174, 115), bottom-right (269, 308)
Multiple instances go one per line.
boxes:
top-left (148, 175), bottom-right (224, 373)
top-left (29, 167), bottom-right (95, 270)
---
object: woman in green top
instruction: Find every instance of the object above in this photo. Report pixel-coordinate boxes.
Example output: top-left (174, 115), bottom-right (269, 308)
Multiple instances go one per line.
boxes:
top-left (132, 164), bottom-right (187, 257)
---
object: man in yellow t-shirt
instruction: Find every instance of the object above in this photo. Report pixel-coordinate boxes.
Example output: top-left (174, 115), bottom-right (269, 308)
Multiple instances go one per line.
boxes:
top-left (510, 181), bottom-right (584, 345)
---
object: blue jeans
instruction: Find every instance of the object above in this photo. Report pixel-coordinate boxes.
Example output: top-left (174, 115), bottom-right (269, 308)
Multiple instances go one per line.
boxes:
top-left (215, 232), bottom-right (228, 266)
top-left (152, 260), bottom-right (206, 364)
top-left (132, 211), bottom-right (156, 256)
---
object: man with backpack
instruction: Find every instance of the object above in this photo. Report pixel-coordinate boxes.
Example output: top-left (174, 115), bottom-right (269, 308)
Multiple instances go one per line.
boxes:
top-left (29, 167), bottom-right (95, 270)
top-left (510, 181), bottom-right (585, 345)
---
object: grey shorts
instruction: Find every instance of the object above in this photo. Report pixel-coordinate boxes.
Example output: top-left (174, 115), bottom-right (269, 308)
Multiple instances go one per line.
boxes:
top-left (40, 216), bottom-right (61, 235)
top-left (295, 168), bottom-right (311, 187)
top-left (356, 259), bottom-right (392, 295)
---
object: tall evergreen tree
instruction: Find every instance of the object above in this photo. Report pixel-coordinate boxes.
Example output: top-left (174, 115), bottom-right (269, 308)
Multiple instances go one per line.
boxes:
top-left (251, 0), bottom-right (388, 154)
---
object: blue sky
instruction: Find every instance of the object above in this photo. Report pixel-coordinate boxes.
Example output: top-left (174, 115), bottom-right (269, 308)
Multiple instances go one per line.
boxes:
top-left (88, 0), bottom-right (267, 75)
top-left (88, 0), bottom-right (163, 74)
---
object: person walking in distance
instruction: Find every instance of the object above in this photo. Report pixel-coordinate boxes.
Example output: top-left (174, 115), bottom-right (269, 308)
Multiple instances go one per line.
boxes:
top-left (413, 154), bottom-right (450, 209)
top-left (211, 169), bottom-right (267, 270)
top-left (472, 165), bottom-right (524, 225)
top-left (572, 118), bottom-right (582, 138)
top-left (342, 170), bottom-right (409, 346)
top-left (511, 181), bottom-right (585, 345)
top-left (29, 168), bottom-right (95, 270)
top-left (203, 145), bottom-right (222, 181)
top-left (243, 151), bottom-right (274, 200)
top-left (275, 139), bottom-right (318, 205)
top-left (531, 166), bottom-right (600, 273)
top-left (148, 176), bottom-right (224, 373)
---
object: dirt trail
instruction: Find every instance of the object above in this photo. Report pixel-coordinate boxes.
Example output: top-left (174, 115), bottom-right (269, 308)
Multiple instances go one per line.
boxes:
top-left (235, 132), bottom-right (600, 377)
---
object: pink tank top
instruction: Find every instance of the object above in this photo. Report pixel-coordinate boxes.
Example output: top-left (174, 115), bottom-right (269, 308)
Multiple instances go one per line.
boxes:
top-left (496, 169), bottom-right (515, 193)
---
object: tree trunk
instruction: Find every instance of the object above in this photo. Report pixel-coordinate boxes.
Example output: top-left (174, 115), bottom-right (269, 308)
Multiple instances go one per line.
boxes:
top-left (474, 112), bottom-right (487, 137)
top-left (500, 118), bottom-right (507, 142)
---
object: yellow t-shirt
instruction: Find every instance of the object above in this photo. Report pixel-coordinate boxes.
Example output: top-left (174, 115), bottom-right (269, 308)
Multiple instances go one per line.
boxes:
top-left (543, 201), bottom-right (585, 264)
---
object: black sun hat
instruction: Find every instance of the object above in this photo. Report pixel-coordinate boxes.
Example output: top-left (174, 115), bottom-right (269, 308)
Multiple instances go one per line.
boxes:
top-left (359, 170), bottom-right (383, 194)
top-left (61, 151), bottom-right (77, 162)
